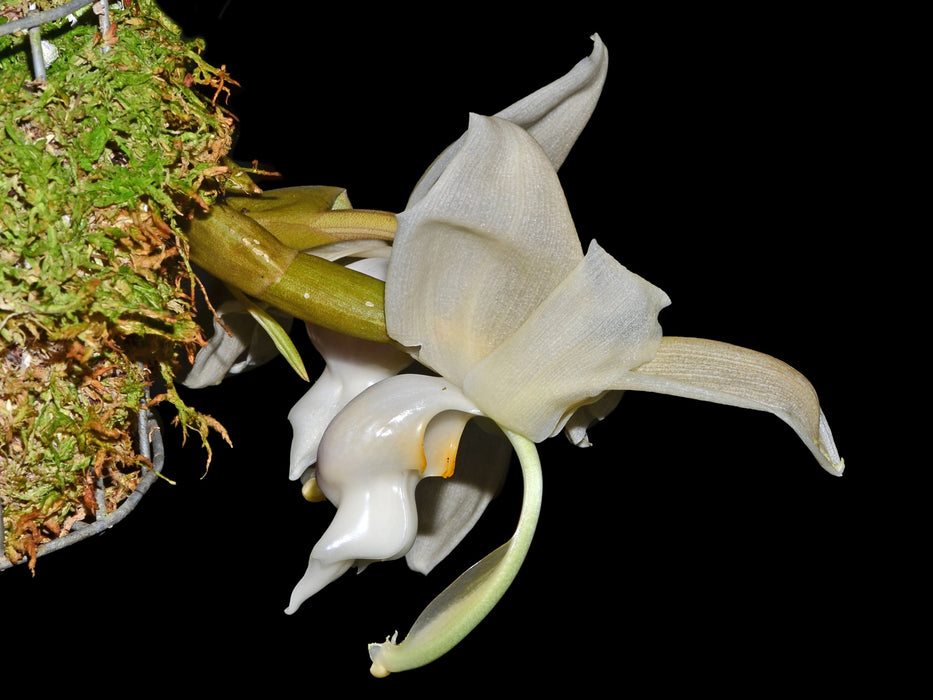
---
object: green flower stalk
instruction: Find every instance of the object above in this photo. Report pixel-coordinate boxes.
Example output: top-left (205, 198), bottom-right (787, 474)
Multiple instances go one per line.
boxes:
top-left (185, 200), bottom-right (391, 344)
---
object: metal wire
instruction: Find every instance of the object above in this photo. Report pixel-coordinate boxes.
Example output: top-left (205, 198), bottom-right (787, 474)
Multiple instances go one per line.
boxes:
top-left (0, 407), bottom-right (165, 571)
top-left (0, 0), bottom-right (98, 35)
top-left (0, 368), bottom-right (166, 571)
top-left (0, 1), bottom-right (110, 81)
top-left (0, 409), bottom-right (166, 570)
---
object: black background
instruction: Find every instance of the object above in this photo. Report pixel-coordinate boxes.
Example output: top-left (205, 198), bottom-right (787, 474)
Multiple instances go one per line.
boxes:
top-left (2, 2), bottom-right (904, 694)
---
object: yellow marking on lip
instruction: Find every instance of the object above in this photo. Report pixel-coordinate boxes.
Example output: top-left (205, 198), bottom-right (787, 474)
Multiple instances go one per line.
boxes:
top-left (440, 441), bottom-right (457, 478)
top-left (420, 436), bottom-right (457, 478)
top-left (418, 450), bottom-right (428, 474)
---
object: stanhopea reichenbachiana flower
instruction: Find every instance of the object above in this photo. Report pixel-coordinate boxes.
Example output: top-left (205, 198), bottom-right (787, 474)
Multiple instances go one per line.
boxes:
top-left (283, 34), bottom-right (843, 677)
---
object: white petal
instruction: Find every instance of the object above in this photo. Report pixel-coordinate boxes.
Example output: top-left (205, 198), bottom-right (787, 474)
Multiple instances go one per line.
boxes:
top-left (407, 34), bottom-right (608, 206)
top-left (285, 559), bottom-right (353, 614)
top-left (307, 239), bottom-right (392, 262)
top-left (286, 375), bottom-right (484, 614)
top-left (182, 300), bottom-right (293, 388)
top-left (464, 241), bottom-right (671, 442)
top-left (387, 115), bottom-right (583, 386)
top-left (406, 418), bottom-right (511, 574)
top-left (624, 336), bottom-right (845, 475)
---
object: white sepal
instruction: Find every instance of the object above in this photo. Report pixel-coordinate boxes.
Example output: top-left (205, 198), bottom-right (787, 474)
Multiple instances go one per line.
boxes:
top-left (464, 240), bottom-right (671, 441)
top-left (182, 300), bottom-right (293, 388)
top-left (407, 34), bottom-right (607, 206)
top-left (625, 336), bottom-right (844, 475)
top-left (387, 114), bottom-right (584, 387)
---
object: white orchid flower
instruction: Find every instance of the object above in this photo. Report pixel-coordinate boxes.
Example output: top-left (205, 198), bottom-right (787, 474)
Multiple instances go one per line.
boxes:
top-left (285, 34), bottom-right (843, 678)
top-left (288, 114), bottom-right (676, 675)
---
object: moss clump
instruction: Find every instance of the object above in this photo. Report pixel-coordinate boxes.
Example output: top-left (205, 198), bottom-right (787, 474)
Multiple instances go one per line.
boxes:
top-left (1, 1), bottom-right (239, 568)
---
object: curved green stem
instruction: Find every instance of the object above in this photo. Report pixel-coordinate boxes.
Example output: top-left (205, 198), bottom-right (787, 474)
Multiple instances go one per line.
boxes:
top-left (367, 428), bottom-right (543, 677)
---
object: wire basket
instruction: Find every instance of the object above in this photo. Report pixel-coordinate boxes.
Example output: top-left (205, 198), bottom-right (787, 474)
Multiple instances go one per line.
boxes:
top-left (0, 402), bottom-right (165, 570)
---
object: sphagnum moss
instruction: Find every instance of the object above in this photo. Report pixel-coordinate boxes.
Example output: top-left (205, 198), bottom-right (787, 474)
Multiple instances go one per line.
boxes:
top-left (1, 1), bottom-right (241, 569)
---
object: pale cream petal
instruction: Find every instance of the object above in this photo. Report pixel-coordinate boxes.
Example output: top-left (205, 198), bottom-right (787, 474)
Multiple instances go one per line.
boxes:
top-left (407, 34), bottom-right (608, 206)
top-left (182, 300), bottom-right (293, 388)
top-left (623, 336), bottom-right (844, 475)
top-left (464, 241), bottom-right (671, 442)
top-left (387, 115), bottom-right (583, 385)
top-left (561, 390), bottom-right (624, 446)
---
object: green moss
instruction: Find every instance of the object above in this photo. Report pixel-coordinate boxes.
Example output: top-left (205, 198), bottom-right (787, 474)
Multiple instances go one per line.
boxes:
top-left (1, 1), bottom-right (238, 567)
